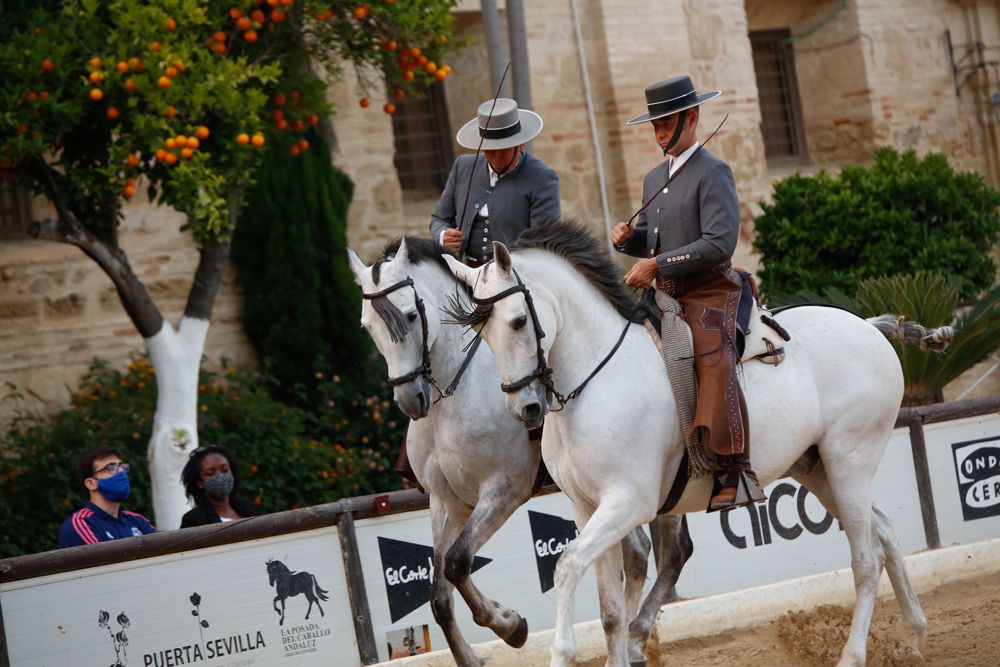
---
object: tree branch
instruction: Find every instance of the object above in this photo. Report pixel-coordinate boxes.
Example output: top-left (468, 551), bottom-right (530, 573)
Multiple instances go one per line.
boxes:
top-left (23, 158), bottom-right (164, 338)
top-left (184, 195), bottom-right (238, 320)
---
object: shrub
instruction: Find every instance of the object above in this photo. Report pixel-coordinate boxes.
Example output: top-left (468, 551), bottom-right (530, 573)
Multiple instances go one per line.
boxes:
top-left (0, 355), bottom-right (404, 558)
top-left (754, 147), bottom-right (1000, 303)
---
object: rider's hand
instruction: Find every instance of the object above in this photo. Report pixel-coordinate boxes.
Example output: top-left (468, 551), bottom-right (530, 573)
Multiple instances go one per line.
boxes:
top-left (624, 258), bottom-right (659, 289)
top-left (441, 228), bottom-right (465, 253)
top-left (610, 221), bottom-right (634, 246)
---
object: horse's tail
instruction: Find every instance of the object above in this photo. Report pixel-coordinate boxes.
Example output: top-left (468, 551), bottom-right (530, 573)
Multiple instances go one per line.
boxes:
top-left (310, 574), bottom-right (329, 601)
top-left (868, 314), bottom-right (954, 352)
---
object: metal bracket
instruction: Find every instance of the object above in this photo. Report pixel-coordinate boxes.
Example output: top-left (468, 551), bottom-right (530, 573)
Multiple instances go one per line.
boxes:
top-left (946, 29), bottom-right (1000, 97)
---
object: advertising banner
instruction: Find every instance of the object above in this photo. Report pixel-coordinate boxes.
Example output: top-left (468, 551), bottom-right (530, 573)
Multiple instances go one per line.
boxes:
top-left (0, 528), bottom-right (357, 667)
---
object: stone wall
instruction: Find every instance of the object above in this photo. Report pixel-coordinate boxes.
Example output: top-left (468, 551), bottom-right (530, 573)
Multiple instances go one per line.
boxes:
top-left (0, 195), bottom-right (255, 419)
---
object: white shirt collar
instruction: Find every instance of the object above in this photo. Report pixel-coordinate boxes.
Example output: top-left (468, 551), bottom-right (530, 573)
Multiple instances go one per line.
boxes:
top-left (668, 140), bottom-right (700, 176)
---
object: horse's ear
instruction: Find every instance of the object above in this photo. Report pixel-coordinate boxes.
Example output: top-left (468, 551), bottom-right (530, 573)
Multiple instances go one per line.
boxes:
top-left (394, 237), bottom-right (411, 265)
top-left (493, 242), bottom-right (512, 276)
top-left (346, 248), bottom-right (367, 285)
top-left (443, 253), bottom-right (478, 288)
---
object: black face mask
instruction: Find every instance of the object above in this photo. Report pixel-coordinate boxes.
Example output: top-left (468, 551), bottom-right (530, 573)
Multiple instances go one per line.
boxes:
top-left (203, 472), bottom-right (234, 500)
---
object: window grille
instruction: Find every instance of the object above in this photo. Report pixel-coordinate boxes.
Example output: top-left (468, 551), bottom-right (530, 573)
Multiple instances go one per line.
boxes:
top-left (751, 29), bottom-right (808, 163)
top-left (391, 82), bottom-right (455, 201)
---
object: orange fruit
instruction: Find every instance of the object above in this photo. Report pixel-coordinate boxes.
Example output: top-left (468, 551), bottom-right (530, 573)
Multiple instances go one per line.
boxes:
top-left (180, 148), bottom-right (194, 159)
top-left (410, 47), bottom-right (421, 57)
top-left (237, 17), bottom-right (252, 30)
top-left (163, 105), bottom-right (176, 118)
top-left (275, 118), bottom-right (288, 130)
top-left (383, 102), bottom-right (396, 114)
top-left (116, 61), bottom-right (129, 73)
top-left (271, 10), bottom-right (286, 22)
top-left (353, 6), bottom-right (368, 20)
top-left (424, 62), bottom-right (437, 75)
top-left (123, 185), bottom-right (135, 198)
top-left (307, 113), bottom-right (318, 125)
top-left (158, 76), bottom-right (171, 89)
top-left (418, 55), bottom-right (428, 66)
top-left (289, 145), bottom-right (301, 156)
top-left (236, 133), bottom-right (250, 145)
top-left (89, 88), bottom-right (104, 101)
top-left (164, 152), bottom-right (178, 165)
top-left (40, 91), bottom-right (50, 100)
top-left (392, 89), bottom-right (405, 101)
top-left (150, 42), bottom-right (161, 52)
top-left (403, 70), bottom-right (415, 81)
top-left (165, 138), bottom-right (176, 149)
top-left (106, 106), bottom-right (119, 120)
top-left (89, 71), bottom-right (104, 84)
top-left (213, 43), bottom-right (226, 54)
top-left (155, 149), bottom-right (168, 161)
top-left (251, 9), bottom-right (265, 22)
top-left (165, 66), bottom-right (178, 78)
top-left (251, 133), bottom-right (265, 147)
top-left (213, 31), bottom-right (227, 43)
top-left (174, 59), bottom-right (185, 71)
top-left (175, 134), bottom-right (187, 146)
top-left (290, 90), bottom-right (300, 102)
top-left (90, 56), bottom-right (103, 69)
top-left (281, 0), bottom-right (293, 6)
top-left (435, 69), bottom-right (447, 81)
top-left (243, 30), bottom-right (258, 42)
top-left (41, 58), bottom-right (55, 72)
top-left (267, 0), bottom-right (278, 5)
top-left (195, 126), bottom-right (210, 139)
top-left (128, 57), bottom-right (142, 71)
top-left (298, 138), bottom-right (309, 150)
top-left (165, 18), bottom-right (177, 31)
top-left (124, 79), bottom-right (137, 92)
top-left (271, 108), bottom-right (284, 121)
top-left (127, 154), bottom-right (140, 167)
top-left (186, 137), bottom-right (199, 149)
top-left (359, 97), bottom-right (370, 108)
top-left (386, 40), bottom-right (397, 52)
top-left (292, 119), bottom-right (304, 131)
top-left (230, 7), bottom-right (244, 19)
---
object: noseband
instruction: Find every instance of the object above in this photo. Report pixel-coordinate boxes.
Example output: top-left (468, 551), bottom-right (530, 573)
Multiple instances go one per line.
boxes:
top-left (472, 270), bottom-right (632, 407)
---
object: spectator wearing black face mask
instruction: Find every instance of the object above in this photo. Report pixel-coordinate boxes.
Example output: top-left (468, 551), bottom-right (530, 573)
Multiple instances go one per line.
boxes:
top-left (59, 446), bottom-right (156, 548)
top-left (179, 445), bottom-right (260, 528)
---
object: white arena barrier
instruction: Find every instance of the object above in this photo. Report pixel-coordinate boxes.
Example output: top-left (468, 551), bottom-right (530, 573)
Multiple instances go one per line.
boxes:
top-left (1, 399), bottom-right (999, 666)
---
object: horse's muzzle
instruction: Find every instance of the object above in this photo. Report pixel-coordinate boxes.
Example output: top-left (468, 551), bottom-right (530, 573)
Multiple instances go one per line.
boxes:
top-left (394, 378), bottom-right (431, 420)
top-left (518, 400), bottom-right (546, 430)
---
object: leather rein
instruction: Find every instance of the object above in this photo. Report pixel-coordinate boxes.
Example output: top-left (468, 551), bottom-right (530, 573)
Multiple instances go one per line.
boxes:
top-left (471, 269), bottom-right (631, 409)
top-left (362, 278), bottom-right (481, 402)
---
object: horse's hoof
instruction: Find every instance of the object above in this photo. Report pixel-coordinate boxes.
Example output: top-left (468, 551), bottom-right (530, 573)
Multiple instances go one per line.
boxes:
top-left (504, 617), bottom-right (529, 648)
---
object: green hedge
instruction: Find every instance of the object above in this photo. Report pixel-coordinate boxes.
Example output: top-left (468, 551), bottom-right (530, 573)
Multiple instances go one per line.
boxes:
top-left (0, 356), bottom-right (404, 558)
top-left (753, 147), bottom-right (1000, 303)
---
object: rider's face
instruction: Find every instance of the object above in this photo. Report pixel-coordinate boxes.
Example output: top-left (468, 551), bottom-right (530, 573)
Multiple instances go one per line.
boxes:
top-left (651, 108), bottom-right (699, 156)
top-left (484, 145), bottom-right (523, 175)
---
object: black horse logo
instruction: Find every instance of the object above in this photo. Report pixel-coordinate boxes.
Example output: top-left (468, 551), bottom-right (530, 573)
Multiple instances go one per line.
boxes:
top-left (265, 559), bottom-right (329, 625)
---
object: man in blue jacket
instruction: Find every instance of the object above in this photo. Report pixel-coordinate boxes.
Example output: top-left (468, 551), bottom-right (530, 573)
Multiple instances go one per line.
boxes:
top-left (59, 446), bottom-right (156, 548)
top-left (430, 97), bottom-right (560, 266)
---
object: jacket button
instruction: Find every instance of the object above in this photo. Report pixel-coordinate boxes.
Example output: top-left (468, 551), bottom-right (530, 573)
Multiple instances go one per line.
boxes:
top-left (653, 227), bottom-right (658, 234)
top-left (662, 187), bottom-right (669, 194)
top-left (649, 249), bottom-right (655, 255)
top-left (474, 203), bottom-right (480, 209)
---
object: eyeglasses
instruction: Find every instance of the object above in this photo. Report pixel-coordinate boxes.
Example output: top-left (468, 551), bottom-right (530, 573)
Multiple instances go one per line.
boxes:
top-left (92, 462), bottom-right (130, 476)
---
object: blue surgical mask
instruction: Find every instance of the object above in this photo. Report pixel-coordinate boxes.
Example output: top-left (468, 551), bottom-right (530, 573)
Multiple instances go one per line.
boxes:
top-left (97, 471), bottom-right (131, 502)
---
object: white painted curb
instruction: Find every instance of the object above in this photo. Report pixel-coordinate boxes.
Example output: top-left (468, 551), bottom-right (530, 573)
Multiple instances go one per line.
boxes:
top-left (384, 537), bottom-right (1000, 666)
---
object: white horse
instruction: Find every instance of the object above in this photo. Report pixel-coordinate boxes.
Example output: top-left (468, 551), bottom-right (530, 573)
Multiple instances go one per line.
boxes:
top-left (444, 221), bottom-right (946, 667)
top-left (348, 237), bottom-right (690, 666)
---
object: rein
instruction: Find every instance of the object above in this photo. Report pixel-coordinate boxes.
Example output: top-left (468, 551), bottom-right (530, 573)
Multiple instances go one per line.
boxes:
top-left (362, 278), bottom-right (480, 402)
top-left (471, 269), bottom-right (632, 409)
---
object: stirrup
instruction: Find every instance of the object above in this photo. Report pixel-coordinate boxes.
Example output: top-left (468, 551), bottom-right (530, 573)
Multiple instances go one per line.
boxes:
top-left (706, 471), bottom-right (766, 513)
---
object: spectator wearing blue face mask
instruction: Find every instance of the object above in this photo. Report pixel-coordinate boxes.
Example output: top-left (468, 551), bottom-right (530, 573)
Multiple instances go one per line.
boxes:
top-left (58, 447), bottom-right (156, 548)
top-left (179, 445), bottom-right (259, 528)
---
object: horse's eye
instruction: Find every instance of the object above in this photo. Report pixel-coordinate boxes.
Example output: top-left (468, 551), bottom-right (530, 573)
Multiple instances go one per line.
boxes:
top-left (512, 315), bottom-right (527, 331)
top-left (407, 311), bottom-right (418, 323)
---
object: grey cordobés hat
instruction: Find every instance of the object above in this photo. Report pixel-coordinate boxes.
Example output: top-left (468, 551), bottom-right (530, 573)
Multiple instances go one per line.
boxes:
top-left (626, 75), bottom-right (721, 125)
top-left (456, 97), bottom-right (543, 150)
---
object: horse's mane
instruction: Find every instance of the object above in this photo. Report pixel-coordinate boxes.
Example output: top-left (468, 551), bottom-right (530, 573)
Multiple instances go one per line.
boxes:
top-left (372, 236), bottom-right (457, 285)
top-left (513, 219), bottom-right (644, 322)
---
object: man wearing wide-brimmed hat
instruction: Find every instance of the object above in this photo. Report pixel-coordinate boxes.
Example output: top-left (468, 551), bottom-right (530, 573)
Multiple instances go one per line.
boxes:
top-left (430, 98), bottom-right (560, 267)
top-left (611, 75), bottom-right (761, 512)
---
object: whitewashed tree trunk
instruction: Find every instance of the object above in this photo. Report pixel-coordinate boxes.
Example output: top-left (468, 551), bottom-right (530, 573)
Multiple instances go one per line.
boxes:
top-left (146, 317), bottom-right (211, 529)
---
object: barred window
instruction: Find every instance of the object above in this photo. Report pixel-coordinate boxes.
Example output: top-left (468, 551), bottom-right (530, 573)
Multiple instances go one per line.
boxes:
top-left (751, 29), bottom-right (809, 164)
top-left (0, 180), bottom-right (32, 237)
top-left (391, 82), bottom-right (455, 201)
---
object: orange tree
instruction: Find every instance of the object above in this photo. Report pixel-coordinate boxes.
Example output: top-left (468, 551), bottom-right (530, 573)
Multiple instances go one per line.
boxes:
top-left (0, 0), bottom-right (458, 528)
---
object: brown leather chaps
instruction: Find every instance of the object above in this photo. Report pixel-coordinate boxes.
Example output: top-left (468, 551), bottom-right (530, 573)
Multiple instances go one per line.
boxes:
top-left (658, 265), bottom-right (748, 457)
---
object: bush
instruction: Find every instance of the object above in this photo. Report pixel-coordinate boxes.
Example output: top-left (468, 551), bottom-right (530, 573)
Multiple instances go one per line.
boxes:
top-left (0, 355), bottom-right (404, 558)
top-left (754, 147), bottom-right (1000, 303)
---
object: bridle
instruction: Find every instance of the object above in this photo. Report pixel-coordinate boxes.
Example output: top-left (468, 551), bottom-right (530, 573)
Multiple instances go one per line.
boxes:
top-left (471, 269), bottom-right (631, 409)
top-left (362, 277), bottom-right (481, 402)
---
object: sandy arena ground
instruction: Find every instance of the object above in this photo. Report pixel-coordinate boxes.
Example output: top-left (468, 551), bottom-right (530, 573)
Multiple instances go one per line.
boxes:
top-left (579, 571), bottom-right (1000, 667)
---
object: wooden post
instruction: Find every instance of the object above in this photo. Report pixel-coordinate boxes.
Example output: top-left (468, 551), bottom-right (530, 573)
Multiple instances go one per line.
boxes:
top-left (338, 510), bottom-right (379, 665)
top-left (908, 416), bottom-right (941, 549)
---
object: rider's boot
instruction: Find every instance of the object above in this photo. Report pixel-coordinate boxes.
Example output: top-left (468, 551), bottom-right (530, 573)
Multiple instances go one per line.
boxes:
top-left (708, 454), bottom-right (766, 512)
